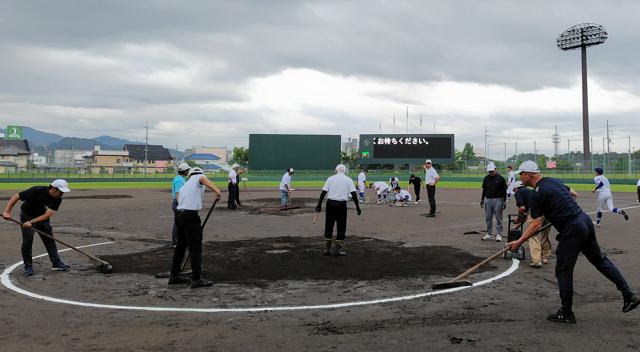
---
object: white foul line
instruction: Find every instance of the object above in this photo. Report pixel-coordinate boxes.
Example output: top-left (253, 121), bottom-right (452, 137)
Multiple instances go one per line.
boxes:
top-left (1, 242), bottom-right (520, 313)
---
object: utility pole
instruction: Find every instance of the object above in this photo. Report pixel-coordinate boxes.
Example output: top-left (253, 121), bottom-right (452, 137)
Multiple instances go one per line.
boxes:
top-left (602, 137), bottom-right (606, 169)
top-left (533, 140), bottom-right (537, 163)
top-left (552, 124), bottom-right (560, 159)
top-left (515, 142), bottom-right (518, 164)
top-left (484, 129), bottom-right (488, 166)
top-left (568, 139), bottom-right (571, 169)
top-left (406, 106), bottom-right (409, 134)
top-left (504, 143), bottom-right (507, 163)
top-left (144, 122), bottom-right (149, 176)
top-left (606, 120), bottom-right (610, 172)
top-left (628, 136), bottom-right (632, 174)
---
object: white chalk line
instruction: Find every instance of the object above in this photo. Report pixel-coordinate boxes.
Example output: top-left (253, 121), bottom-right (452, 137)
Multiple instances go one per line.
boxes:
top-left (1, 242), bottom-right (520, 313)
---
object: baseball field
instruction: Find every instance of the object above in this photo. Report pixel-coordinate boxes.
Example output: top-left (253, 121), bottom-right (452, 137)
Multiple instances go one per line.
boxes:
top-left (1, 184), bottom-right (638, 351)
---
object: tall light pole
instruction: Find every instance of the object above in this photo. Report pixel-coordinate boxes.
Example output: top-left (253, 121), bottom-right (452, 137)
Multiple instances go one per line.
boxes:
top-left (557, 23), bottom-right (608, 172)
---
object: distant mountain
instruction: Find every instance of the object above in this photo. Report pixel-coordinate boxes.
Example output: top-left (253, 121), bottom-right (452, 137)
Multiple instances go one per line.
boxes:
top-left (50, 137), bottom-right (114, 151)
top-left (93, 135), bottom-right (143, 149)
top-left (0, 126), bottom-right (64, 146)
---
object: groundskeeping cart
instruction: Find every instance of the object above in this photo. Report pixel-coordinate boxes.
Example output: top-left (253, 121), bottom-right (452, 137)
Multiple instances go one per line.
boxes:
top-left (504, 214), bottom-right (526, 260)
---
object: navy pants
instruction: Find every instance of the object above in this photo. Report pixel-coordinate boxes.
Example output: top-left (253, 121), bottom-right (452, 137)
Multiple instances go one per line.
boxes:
top-left (20, 212), bottom-right (62, 267)
top-left (324, 200), bottom-right (348, 241)
top-left (170, 210), bottom-right (203, 281)
top-left (171, 199), bottom-right (178, 245)
top-left (555, 213), bottom-right (632, 313)
top-left (413, 185), bottom-right (421, 202)
top-left (426, 185), bottom-right (436, 215)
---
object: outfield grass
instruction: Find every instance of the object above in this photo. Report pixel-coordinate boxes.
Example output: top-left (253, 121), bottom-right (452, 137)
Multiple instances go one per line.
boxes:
top-left (1, 180), bottom-right (637, 193)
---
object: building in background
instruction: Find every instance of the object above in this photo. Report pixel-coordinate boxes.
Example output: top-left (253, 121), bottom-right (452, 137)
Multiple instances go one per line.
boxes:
top-left (53, 149), bottom-right (93, 167)
top-left (124, 144), bottom-right (173, 173)
top-left (342, 138), bottom-right (359, 155)
top-left (0, 145), bottom-right (29, 172)
top-left (184, 153), bottom-right (223, 172)
top-left (185, 146), bottom-right (227, 163)
top-left (83, 146), bottom-right (132, 174)
top-left (30, 152), bottom-right (48, 166)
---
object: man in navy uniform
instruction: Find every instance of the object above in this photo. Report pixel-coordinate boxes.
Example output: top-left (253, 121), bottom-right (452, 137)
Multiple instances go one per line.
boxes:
top-left (507, 161), bottom-right (639, 323)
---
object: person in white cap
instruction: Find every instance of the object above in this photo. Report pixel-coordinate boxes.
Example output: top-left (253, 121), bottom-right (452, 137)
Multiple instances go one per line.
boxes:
top-left (506, 160), bottom-right (639, 323)
top-left (2, 179), bottom-right (72, 276)
top-left (279, 168), bottom-right (295, 209)
top-left (480, 162), bottom-right (507, 242)
top-left (423, 159), bottom-right (440, 217)
top-left (170, 162), bottom-right (190, 246)
top-left (169, 167), bottom-right (222, 289)
top-left (506, 165), bottom-right (516, 202)
top-left (227, 163), bottom-right (245, 210)
top-left (315, 164), bottom-right (362, 256)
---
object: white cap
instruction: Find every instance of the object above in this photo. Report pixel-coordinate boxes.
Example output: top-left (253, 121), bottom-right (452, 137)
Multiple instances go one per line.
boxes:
top-left (231, 163), bottom-right (240, 169)
top-left (486, 162), bottom-right (496, 172)
top-left (51, 179), bottom-right (71, 193)
top-left (425, 159), bottom-right (432, 164)
top-left (513, 180), bottom-right (524, 189)
top-left (288, 168), bottom-right (295, 173)
top-left (514, 160), bottom-right (540, 174)
top-left (188, 167), bottom-right (204, 178)
top-left (177, 162), bottom-right (190, 172)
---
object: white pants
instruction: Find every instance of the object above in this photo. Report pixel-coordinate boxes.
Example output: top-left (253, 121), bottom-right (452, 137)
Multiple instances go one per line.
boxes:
top-left (357, 181), bottom-right (365, 193)
top-left (596, 191), bottom-right (614, 212)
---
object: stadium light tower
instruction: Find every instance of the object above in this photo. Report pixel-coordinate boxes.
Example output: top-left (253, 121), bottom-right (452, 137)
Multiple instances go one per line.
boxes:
top-left (557, 23), bottom-right (608, 172)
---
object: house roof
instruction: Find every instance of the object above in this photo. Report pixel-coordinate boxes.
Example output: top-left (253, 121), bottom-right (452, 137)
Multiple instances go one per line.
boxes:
top-left (0, 160), bottom-right (17, 166)
top-left (0, 145), bottom-right (30, 156)
top-left (200, 163), bottom-right (221, 170)
top-left (124, 144), bottom-right (172, 161)
top-left (0, 139), bottom-right (30, 153)
top-left (185, 153), bottom-right (221, 161)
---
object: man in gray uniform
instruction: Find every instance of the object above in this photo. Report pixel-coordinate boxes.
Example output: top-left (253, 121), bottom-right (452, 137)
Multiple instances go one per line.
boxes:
top-left (481, 162), bottom-right (507, 242)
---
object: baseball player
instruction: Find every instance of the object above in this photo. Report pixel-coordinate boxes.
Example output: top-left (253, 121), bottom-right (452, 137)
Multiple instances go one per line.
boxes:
top-left (637, 178), bottom-right (640, 203)
top-left (389, 176), bottom-right (400, 190)
top-left (357, 169), bottom-right (368, 201)
top-left (279, 168), bottom-right (295, 209)
top-left (315, 164), bottom-right (361, 256)
top-left (506, 165), bottom-right (516, 202)
top-left (391, 186), bottom-right (412, 206)
top-left (592, 167), bottom-right (628, 227)
top-left (370, 181), bottom-right (391, 203)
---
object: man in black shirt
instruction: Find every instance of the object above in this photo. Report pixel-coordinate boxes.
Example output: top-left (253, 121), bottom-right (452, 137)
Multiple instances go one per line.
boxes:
top-left (480, 163), bottom-right (507, 242)
top-left (408, 174), bottom-right (423, 204)
top-left (507, 161), bottom-right (639, 323)
top-left (2, 179), bottom-right (72, 276)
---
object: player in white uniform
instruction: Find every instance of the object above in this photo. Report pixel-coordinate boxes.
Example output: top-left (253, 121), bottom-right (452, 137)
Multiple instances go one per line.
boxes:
top-left (357, 169), bottom-right (367, 201)
top-left (389, 176), bottom-right (400, 190)
top-left (592, 167), bottom-right (629, 227)
top-left (506, 165), bottom-right (516, 202)
top-left (370, 181), bottom-right (390, 203)
top-left (392, 186), bottom-right (412, 206)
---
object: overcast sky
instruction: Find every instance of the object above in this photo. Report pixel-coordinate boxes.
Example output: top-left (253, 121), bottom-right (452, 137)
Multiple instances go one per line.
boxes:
top-left (2, 0), bottom-right (640, 157)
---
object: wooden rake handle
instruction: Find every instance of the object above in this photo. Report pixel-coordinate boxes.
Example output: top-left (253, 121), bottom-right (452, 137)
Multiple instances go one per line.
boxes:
top-left (6, 217), bottom-right (110, 266)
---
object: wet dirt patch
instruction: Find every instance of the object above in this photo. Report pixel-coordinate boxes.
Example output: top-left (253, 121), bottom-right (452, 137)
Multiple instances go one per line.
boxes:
top-left (102, 236), bottom-right (492, 282)
top-left (0, 195), bottom-right (132, 200)
top-left (229, 197), bottom-right (319, 216)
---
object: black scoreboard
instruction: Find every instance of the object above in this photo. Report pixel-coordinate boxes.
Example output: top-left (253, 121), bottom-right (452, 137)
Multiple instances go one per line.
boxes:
top-left (358, 134), bottom-right (454, 165)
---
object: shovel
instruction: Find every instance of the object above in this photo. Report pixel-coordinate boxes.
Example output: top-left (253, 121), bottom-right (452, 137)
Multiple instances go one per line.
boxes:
top-left (432, 222), bottom-right (552, 290)
top-left (7, 217), bottom-right (113, 274)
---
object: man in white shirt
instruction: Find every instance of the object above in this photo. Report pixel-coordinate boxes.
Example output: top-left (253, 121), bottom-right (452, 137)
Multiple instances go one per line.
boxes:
top-left (392, 186), bottom-right (412, 206)
top-left (423, 159), bottom-right (440, 217)
top-left (357, 169), bottom-right (367, 201)
top-left (227, 164), bottom-right (244, 210)
top-left (315, 164), bottom-right (361, 256)
top-left (592, 167), bottom-right (628, 227)
top-left (370, 181), bottom-right (391, 203)
top-left (279, 168), bottom-right (295, 209)
top-left (169, 167), bottom-right (222, 289)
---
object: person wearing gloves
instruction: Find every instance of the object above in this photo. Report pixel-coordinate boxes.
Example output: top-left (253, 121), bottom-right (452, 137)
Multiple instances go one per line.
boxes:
top-left (480, 162), bottom-right (508, 242)
top-left (2, 179), bottom-right (72, 276)
top-left (592, 167), bottom-right (628, 227)
top-left (315, 164), bottom-right (361, 256)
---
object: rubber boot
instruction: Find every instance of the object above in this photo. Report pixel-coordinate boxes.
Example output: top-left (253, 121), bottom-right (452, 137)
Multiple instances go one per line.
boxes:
top-left (334, 240), bottom-right (346, 256)
top-left (323, 239), bottom-right (332, 256)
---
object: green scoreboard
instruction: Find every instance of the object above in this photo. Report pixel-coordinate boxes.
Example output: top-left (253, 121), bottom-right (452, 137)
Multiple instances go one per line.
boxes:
top-left (358, 134), bottom-right (454, 165)
top-left (249, 134), bottom-right (341, 170)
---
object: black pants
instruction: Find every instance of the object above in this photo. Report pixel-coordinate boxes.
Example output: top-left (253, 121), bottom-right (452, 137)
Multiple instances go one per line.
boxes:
top-left (555, 213), bottom-right (632, 313)
top-left (413, 185), bottom-right (421, 202)
top-left (426, 185), bottom-right (436, 214)
top-left (324, 199), bottom-right (348, 241)
top-left (171, 199), bottom-right (178, 245)
top-left (235, 182), bottom-right (241, 205)
top-left (227, 182), bottom-right (238, 209)
top-left (20, 212), bottom-right (62, 267)
top-left (171, 210), bottom-right (203, 280)
top-left (637, 186), bottom-right (640, 202)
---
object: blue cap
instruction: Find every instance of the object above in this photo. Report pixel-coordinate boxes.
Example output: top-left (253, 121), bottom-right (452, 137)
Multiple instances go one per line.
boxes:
top-left (594, 167), bottom-right (604, 175)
